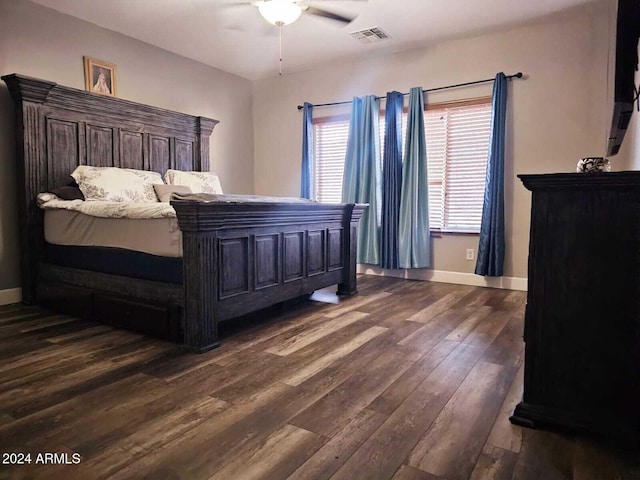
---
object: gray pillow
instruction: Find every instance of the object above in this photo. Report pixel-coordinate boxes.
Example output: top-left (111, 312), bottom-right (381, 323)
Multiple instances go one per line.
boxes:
top-left (153, 184), bottom-right (192, 203)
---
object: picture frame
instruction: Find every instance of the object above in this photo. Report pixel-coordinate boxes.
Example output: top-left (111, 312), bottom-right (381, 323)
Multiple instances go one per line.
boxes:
top-left (83, 56), bottom-right (117, 97)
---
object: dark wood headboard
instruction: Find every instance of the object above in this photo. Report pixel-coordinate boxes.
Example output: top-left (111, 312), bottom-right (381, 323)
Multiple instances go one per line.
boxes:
top-left (1, 73), bottom-right (219, 303)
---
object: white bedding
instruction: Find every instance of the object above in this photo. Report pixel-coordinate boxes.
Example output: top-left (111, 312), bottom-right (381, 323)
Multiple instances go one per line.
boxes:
top-left (37, 193), bottom-right (176, 219)
top-left (171, 192), bottom-right (315, 204)
top-left (36, 192), bottom-right (314, 218)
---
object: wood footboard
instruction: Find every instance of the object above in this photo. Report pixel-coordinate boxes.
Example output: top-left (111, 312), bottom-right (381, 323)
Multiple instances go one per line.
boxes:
top-left (172, 199), bottom-right (366, 353)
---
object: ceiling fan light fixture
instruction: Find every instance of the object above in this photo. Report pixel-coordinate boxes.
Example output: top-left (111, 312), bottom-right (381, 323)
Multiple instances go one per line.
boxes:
top-left (257, 0), bottom-right (302, 26)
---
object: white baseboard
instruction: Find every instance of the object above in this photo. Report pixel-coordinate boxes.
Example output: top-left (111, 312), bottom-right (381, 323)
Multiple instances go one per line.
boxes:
top-left (357, 265), bottom-right (528, 291)
top-left (0, 288), bottom-right (22, 306)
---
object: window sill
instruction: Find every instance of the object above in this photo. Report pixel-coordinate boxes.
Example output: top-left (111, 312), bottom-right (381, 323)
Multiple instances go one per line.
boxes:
top-left (430, 229), bottom-right (480, 237)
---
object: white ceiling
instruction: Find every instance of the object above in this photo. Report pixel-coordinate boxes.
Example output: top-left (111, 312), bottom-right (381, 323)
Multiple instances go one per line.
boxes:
top-left (31, 0), bottom-right (594, 80)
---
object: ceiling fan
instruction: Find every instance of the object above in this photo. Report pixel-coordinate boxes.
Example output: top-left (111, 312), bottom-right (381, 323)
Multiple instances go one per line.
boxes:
top-left (238, 0), bottom-right (369, 75)
top-left (252, 0), bottom-right (365, 26)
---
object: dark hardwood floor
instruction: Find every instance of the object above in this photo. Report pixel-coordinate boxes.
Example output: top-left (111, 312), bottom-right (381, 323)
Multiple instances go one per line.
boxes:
top-left (0, 275), bottom-right (639, 480)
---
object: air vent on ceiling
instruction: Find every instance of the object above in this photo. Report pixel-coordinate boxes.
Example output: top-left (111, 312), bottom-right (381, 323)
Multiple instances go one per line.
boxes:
top-left (350, 27), bottom-right (391, 44)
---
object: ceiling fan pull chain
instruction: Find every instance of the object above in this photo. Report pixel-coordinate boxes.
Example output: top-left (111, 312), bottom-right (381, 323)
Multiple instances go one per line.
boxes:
top-left (279, 23), bottom-right (283, 76)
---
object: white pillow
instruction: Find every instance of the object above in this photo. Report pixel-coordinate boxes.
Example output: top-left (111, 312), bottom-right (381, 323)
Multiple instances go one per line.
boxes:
top-left (71, 166), bottom-right (163, 202)
top-left (164, 169), bottom-right (223, 194)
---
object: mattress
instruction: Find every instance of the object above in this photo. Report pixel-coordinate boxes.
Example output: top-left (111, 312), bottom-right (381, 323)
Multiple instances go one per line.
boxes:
top-left (44, 209), bottom-right (182, 257)
top-left (38, 192), bottom-right (315, 258)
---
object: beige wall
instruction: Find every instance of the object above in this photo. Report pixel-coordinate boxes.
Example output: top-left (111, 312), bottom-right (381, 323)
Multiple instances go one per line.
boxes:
top-left (0, 0), bottom-right (254, 290)
top-left (617, 42), bottom-right (640, 170)
top-left (623, 112), bottom-right (640, 169)
top-left (0, 0), bottom-right (618, 291)
top-left (253, 2), bottom-right (612, 280)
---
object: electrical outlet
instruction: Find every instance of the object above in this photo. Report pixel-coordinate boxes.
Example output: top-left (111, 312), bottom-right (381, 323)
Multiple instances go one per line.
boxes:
top-left (466, 249), bottom-right (475, 261)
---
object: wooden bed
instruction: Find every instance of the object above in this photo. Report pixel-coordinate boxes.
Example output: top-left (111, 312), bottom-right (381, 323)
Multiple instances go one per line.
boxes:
top-left (2, 73), bottom-right (365, 353)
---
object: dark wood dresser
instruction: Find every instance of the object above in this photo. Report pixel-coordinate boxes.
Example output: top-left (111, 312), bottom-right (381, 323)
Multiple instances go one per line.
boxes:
top-left (511, 172), bottom-right (640, 443)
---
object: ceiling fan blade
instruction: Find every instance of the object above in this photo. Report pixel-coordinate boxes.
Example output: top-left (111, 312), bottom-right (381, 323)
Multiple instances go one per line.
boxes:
top-left (303, 6), bottom-right (356, 24)
top-left (206, 0), bottom-right (249, 9)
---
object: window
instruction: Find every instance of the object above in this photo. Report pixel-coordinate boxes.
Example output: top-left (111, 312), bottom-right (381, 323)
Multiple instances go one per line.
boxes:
top-left (312, 97), bottom-right (492, 233)
top-left (313, 116), bottom-right (350, 204)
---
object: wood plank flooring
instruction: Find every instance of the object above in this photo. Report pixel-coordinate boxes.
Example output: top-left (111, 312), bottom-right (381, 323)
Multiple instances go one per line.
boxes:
top-left (0, 276), bottom-right (639, 480)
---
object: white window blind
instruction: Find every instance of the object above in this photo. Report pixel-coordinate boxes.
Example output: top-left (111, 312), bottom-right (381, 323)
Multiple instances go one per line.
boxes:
top-left (313, 118), bottom-right (350, 203)
top-left (312, 99), bottom-right (492, 232)
top-left (424, 112), bottom-right (446, 229)
top-left (427, 103), bottom-right (492, 232)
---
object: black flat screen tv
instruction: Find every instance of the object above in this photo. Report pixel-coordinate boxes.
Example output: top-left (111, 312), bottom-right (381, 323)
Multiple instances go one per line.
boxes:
top-left (607, 0), bottom-right (640, 156)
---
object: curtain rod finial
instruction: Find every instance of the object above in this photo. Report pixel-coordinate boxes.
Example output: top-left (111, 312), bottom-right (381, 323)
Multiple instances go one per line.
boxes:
top-left (515, 72), bottom-right (523, 78)
top-left (297, 105), bottom-right (303, 110)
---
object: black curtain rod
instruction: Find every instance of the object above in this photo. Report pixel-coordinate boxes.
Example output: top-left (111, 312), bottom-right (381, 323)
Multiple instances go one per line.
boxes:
top-left (296, 72), bottom-right (524, 110)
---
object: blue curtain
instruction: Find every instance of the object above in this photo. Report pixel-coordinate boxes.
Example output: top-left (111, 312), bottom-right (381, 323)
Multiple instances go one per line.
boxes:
top-left (380, 91), bottom-right (404, 269)
top-left (475, 73), bottom-right (507, 276)
top-left (399, 87), bottom-right (431, 269)
top-left (342, 95), bottom-right (381, 265)
top-left (300, 102), bottom-right (313, 199)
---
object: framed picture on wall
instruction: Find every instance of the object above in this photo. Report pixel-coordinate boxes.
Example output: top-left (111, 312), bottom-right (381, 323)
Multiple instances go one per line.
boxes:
top-left (83, 56), bottom-right (117, 97)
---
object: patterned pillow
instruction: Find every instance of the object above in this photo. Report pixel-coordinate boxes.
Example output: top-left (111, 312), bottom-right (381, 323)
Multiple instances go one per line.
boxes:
top-left (164, 169), bottom-right (224, 194)
top-left (71, 166), bottom-right (163, 202)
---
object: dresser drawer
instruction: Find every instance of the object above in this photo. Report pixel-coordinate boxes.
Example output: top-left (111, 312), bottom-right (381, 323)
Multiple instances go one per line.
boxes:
top-left (93, 294), bottom-right (179, 339)
top-left (37, 282), bottom-right (93, 319)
